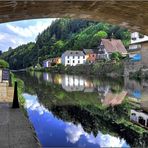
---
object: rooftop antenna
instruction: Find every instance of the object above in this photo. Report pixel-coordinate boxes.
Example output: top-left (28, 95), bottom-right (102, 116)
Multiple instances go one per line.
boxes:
top-left (110, 33), bottom-right (114, 41)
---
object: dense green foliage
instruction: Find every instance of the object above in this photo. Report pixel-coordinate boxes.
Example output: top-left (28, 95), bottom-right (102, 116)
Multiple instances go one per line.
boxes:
top-left (0, 18), bottom-right (130, 70)
top-left (0, 43), bottom-right (35, 69)
top-left (0, 59), bottom-right (9, 68)
top-left (110, 52), bottom-right (123, 61)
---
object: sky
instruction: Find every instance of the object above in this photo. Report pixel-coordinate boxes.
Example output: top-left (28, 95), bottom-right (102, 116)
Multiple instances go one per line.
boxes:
top-left (0, 18), bottom-right (56, 52)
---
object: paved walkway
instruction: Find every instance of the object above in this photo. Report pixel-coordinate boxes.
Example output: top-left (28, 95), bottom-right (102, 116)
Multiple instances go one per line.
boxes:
top-left (0, 82), bottom-right (40, 148)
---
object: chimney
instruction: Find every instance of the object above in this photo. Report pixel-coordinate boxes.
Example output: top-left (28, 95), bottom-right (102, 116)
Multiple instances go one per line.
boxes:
top-left (110, 33), bottom-right (114, 41)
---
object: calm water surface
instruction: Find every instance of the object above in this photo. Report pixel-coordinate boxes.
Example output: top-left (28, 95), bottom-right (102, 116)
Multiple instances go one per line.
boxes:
top-left (16, 72), bottom-right (148, 148)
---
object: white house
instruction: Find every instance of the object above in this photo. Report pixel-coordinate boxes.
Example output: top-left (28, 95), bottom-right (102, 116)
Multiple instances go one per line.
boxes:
top-left (131, 32), bottom-right (148, 44)
top-left (128, 32), bottom-right (148, 63)
top-left (61, 50), bottom-right (86, 66)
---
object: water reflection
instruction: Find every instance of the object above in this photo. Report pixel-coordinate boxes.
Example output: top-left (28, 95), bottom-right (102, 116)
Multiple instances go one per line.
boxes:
top-left (43, 73), bottom-right (128, 107)
top-left (42, 73), bottom-right (148, 110)
top-left (24, 93), bottom-right (129, 148)
top-left (15, 71), bottom-right (148, 147)
top-left (130, 110), bottom-right (148, 129)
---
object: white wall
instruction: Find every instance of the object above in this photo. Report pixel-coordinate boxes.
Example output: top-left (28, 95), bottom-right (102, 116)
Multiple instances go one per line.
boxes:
top-left (43, 61), bottom-right (48, 68)
top-left (131, 32), bottom-right (148, 44)
top-left (0, 69), bottom-right (2, 82)
top-left (65, 55), bottom-right (86, 66)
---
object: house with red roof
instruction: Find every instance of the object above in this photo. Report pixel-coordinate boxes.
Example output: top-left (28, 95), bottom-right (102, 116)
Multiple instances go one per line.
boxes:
top-left (98, 39), bottom-right (127, 60)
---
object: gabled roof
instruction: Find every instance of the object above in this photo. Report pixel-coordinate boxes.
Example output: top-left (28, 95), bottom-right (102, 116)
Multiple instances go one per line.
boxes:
top-left (83, 49), bottom-right (98, 54)
top-left (101, 39), bottom-right (127, 54)
top-left (62, 50), bottom-right (85, 56)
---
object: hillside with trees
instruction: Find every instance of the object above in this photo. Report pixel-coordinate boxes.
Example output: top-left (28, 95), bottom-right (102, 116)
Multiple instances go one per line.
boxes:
top-left (0, 18), bottom-right (130, 70)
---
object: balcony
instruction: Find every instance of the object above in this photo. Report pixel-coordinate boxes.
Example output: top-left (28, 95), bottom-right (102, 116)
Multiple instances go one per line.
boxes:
top-left (129, 44), bottom-right (141, 51)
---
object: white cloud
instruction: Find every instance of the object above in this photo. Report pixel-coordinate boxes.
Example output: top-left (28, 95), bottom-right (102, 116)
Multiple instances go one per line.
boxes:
top-left (65, 123), bottom-right (87, 143)
top-left (0, 34), bottom-right (5, 40)
top-left (0, 18), bottom-right (56, 51)
top-left (65, 122), bottom-right (128, 147)
top-left (23, 93), bottom-right (49, 115)
top-left (6, 19), bottom-right (56, 38)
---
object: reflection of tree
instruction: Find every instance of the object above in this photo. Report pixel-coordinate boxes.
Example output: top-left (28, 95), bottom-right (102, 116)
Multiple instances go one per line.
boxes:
top-left (51, 104), bottom-right (148, 147)
top-left (15, 72), bottom-right (148, 147)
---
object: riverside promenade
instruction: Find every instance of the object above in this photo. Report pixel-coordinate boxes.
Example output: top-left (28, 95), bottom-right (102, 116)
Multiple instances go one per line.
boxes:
top-left (0, 82), bottom-right (40, 148)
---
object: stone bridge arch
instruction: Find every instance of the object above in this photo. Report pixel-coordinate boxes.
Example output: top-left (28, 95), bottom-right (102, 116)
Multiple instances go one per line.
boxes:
top-left (0, 1), bottom-right (148, 34)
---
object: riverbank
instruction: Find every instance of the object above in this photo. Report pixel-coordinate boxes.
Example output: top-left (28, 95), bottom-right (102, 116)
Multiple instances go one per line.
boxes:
top-left (28, 61), bottom-right (148, 79)
top-left (29, 61), bottom-right (124, 78)
top-left (0, 78), bottom-right (40, 147)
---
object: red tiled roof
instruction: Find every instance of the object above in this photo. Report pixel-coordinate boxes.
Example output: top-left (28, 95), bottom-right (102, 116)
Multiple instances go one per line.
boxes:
top-left (101, 39), bottom-right (127, 54)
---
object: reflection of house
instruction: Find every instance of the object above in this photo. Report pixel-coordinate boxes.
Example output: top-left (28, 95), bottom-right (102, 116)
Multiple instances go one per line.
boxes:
top-left (130, 109), bottom-right (148, 129)
top-left (98, 39), bottom-right (127, 60)
top-left (53, 74), bottom-right (62, 85)
top-left (83, 49), bottom-right (97, 63)
top-left (43, 57), bottom-right (61, 68)
top-left (98, 85), bottom-right (110, 96)
top-left (43, 73), bottom-right (53, 83)
top-left (84, 80), bottom-right (95, 92)
top-left (61, 75), bottom-right (95, 92)
top-left (62, 75), bottom-right (85, 91)
top-left (124, 77), bottom-right (142, 100)
top-left (101, 91), bottom-right (127, 107)
top-left (61, 51), bottom-right (86, 66)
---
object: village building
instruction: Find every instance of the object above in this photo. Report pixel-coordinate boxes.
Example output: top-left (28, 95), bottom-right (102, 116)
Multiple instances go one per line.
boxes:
top-left (43, 57), bottom-right (61, 68)
top-left (130, 109), bottom-right (148, 129)
top-left (128, 32), bottom-right (148, 68)
top-left (61, 50), bottom-right (86, 66)
top-left (83, 49), bottom-right (97, 63)
top-left (98, 39), bottom-right (127, 60)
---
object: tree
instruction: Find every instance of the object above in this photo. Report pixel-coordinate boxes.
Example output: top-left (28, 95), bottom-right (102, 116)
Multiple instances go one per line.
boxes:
top-left (0, 59), bottom-right (9, 68)
top-left (110, 52), bottom-right (123, 62)
top-left (0, 50), bottom-right (2, 56)
top-left (94, 31), bottom-right (108, 39)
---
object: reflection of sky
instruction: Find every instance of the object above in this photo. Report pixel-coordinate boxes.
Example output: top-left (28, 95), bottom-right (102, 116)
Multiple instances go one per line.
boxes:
top-left (23, 93), bottom-right (129, 148)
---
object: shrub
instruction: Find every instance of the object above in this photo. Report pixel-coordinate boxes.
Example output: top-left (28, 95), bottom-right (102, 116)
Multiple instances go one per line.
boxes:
top-left (0, 59), bottom-right (9, 68)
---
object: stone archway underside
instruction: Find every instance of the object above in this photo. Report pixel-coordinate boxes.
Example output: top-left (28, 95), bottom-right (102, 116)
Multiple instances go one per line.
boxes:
top-left (0, 1), bottom-right (148, 34)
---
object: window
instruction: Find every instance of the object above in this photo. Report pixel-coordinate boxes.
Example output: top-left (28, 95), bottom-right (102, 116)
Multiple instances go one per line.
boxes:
top-left (78, 60), bottom-right (80, 63)
top-left (73, 56), bottom-right (75, 59)
top-left (73, 60), bottom-right (75, 63)
top-left (67, 60), bottom-right (69, 63)
top-left (78, 56), bottom-right (80, 59)
top-left (83, 56), bottom-right (85, 59)
top-left (67, 56), bottom-right (69, 59)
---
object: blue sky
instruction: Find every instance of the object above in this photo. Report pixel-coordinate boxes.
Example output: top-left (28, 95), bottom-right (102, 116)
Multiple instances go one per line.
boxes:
top-left (0, 18), bottom-right (56, 52)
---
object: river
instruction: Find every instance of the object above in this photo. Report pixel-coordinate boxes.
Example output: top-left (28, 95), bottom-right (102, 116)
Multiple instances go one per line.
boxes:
top-left (15, 71), bottom-right (148, 148)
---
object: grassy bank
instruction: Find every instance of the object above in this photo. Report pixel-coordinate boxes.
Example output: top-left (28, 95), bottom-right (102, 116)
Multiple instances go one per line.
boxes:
top-left (28, 61), bottom-right (124, 78)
